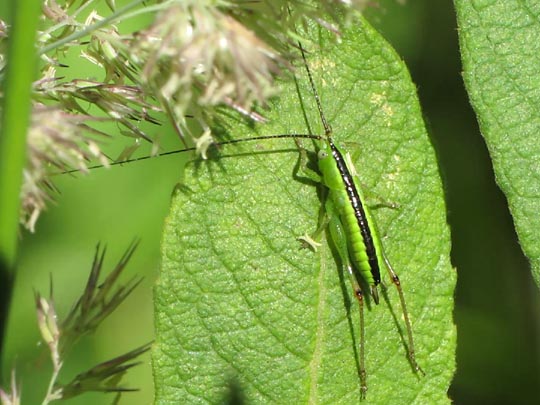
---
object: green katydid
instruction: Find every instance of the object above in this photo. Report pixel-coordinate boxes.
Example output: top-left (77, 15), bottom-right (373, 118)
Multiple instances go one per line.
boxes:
top-left (289, 44), bottom-right (425, 396)
top-left (80, 42), bottom-right (425, 398)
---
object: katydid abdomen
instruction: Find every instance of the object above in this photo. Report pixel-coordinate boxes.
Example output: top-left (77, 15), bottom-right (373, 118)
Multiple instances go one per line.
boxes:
top-left (318, 139), bottom-right (383, 301)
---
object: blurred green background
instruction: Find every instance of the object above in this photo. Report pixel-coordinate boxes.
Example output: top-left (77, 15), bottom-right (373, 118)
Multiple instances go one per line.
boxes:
top-left (2, 0), bottom-right (540, 404)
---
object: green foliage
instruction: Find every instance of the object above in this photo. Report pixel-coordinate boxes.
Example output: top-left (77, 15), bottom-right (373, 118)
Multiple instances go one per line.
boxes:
top-left (0, 0), bottom-right (42, 387)
top-left (456, 0), bottom-right (540, 285)
top-left (0, 0), bottom-right (41, 273)
top-left (154, 19), bottom-right (456, 403)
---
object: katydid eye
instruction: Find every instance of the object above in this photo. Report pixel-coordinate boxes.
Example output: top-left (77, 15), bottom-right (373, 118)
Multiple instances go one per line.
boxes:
top-left (318, 150), bottom-right (328, 160)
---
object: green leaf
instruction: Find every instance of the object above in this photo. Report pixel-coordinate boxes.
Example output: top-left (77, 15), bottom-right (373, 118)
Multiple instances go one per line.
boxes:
top-left (153, 19), bottom-right (455, 404)
top-left (455, 0), bottom-right (540, 286)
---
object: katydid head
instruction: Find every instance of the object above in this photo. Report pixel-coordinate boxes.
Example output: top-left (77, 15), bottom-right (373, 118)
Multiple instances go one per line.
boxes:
top-left (315, 137), bottom-right (343, 179)
top-left (315, 140), bottom-right (332, 170)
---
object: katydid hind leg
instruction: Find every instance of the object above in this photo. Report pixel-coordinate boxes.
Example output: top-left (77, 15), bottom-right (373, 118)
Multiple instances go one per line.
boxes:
top-left (381, 252), bottom-right (424, 376)
top-left (325, 198), bottom-right (368, 398)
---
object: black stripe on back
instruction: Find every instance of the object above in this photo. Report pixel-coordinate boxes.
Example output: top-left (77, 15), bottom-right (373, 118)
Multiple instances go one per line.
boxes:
top-left (329, 141), bottom-right (381, 285)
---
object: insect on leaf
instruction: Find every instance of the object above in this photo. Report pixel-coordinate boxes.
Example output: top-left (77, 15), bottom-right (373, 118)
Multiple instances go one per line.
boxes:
top-left (153, 18), bottom-right (456, 404)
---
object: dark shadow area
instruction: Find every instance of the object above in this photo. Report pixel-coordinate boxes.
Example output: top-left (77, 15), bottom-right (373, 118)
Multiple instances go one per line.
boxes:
top-left (222, 376), bottom-right (246, 405)
top-left (0, 260), bottom-right (13, 382)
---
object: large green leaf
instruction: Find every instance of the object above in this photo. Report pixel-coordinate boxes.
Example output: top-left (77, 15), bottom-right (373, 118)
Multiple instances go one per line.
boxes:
top-left (455, 0), bottom-right (540, 285)
top-left (153, 19), bottom-right (455, 404)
